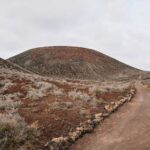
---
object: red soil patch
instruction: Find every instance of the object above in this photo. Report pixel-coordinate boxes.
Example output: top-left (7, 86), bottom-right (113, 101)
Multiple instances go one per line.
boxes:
top-left (3, 83), bottom-right (27, 97)
top-left (26, 46), bottom-right (104, 63)
top-left (12, 78), bottom-right (31, 84)
top-left (96, 90), bottom-right (128, 101)
top-left (49, 80), bottom-right (74, 93)
top-left (18, 88), bottom-right (128, 144)
top-left (18, 95), bottom-right (81, 141)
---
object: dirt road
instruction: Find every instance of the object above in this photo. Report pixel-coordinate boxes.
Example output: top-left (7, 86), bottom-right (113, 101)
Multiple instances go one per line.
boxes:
top-left (70, 84), bottom-right (150, 150)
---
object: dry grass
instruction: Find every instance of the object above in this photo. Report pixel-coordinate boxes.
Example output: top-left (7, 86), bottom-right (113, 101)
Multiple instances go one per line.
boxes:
top-left (25, 81), bottom-right (64, 100)
top-left (0, 66), bottom-right (135, 149)
top-left (68, 90), bottom-right (90, 102)
top-left (0, 100), bottom-right (21, 110)
top-left (0, 113), bottom-right (40, 150)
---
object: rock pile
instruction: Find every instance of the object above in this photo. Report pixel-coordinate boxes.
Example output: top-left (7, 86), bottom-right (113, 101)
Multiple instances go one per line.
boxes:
top-left (45, 88), bottom-right (136, 150)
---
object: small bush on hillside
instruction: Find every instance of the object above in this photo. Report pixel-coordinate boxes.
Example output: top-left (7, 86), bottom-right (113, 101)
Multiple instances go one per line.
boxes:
top-left (68, 90), bottom-right (90, 102)
top-left (0, 113), bottom-right (39, 150)
top-left (26, 81), bottom-right (64, 100)
top-left (0, 100), bottom-right (21, 110)
top-left (52, 88), bottom-right (64, 96)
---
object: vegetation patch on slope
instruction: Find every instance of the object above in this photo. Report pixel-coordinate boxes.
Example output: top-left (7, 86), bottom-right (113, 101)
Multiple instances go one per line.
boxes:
top-left (0, 66), bottom-right (136, 149)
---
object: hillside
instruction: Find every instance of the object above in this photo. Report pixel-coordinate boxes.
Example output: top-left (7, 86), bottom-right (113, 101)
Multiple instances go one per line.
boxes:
top-left (8, 46), bottom-right (141, 80)
top-left (1, 47), bottom-right (149, 150)
top-left (0, 64), bottom-right (135, 149)
top-left (0, 58), bottom-right (31, 73)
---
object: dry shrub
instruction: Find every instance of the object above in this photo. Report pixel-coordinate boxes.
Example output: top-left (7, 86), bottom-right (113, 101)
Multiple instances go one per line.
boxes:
top-left (68, 90), bottom-right (90, 102)
top-left (0, 113), bottom-right (39, 150)
top-left (0, 100), bottom-right (21, 110)
top-left (26, 81), bottom-right (52, 100)
top-left (51, 88), bottom-right (64, 96)
top-left (0, 79), bottom-right (15, 94)
top-left (26, 81), bottom-right (64, 100)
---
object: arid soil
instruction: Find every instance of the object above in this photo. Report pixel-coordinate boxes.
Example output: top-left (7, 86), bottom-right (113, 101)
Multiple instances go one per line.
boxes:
top-left (70, 83), bottom-right (150, 150)
top-left (0, 63), bottom-right (134, 149)
top-left (0, 46), bottom-right (149, 150)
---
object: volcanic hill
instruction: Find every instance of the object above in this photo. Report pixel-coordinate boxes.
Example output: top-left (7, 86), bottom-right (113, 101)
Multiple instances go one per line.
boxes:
top-left (9, 46), bottom-right (141, 80)
top-left (1, 46), bottom-right (150, 150)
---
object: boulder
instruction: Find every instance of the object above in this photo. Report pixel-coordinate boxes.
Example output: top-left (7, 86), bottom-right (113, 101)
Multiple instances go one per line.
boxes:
top-left (51, 137), bottom-right (64, 144)
top-left (104, 104), bottom-right (114, 113)
top-left (76, 127), bottom-right (84, 132)
top-left (69, 131), bottom-right (81, 142)
top-left (102, 112), bottom-right (110, 117)
top-left (94, 113), bottom-right (103, 119)
top-left (93, 117), bottom-right (103, 125)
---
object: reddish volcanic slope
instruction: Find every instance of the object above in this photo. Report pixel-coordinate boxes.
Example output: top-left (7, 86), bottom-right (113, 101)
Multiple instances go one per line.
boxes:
top-left (9, 46), bottom-right (141, 80)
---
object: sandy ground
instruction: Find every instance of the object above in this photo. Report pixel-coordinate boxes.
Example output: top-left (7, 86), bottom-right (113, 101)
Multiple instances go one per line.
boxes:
top-left (70, 83), bottom-right (150, 150)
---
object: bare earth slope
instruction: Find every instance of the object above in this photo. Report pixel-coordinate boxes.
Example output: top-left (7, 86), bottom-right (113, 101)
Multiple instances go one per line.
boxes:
top-left (8, 46), bottom-right (141, 80)
top-left (71, 83), bottom-right (150, 150)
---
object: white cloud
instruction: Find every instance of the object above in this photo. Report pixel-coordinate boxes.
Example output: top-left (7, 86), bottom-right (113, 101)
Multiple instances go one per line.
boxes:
top-left (0, 0), bottom-right (149, 71)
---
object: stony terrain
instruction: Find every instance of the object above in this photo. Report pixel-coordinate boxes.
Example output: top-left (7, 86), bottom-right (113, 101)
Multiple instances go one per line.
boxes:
top-left (70, 83), bottom-right (150, 150)
top-left (0, 47), bottom-right (149, 150)
top-left (9, 46), bottom-right (141, 80)
top-left (0, 57), bottom-right (136, 150)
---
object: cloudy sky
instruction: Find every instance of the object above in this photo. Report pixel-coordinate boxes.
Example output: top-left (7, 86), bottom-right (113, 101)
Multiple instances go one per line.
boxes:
top-left (0, 0), bottom-right (150, 70)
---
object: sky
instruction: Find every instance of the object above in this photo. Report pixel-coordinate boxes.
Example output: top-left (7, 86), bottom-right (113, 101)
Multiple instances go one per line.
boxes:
top-left (0, 0), bottom-right (150, 71)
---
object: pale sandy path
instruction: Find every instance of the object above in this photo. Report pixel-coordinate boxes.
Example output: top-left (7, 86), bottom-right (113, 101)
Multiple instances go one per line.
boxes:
top-left (70, 84), bottom-right (150, 150)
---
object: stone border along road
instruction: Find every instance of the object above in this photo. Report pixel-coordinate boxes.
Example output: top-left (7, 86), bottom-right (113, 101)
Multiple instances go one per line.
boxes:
top-left (44, 86), bottom-right (136, 150)
top-left (71, 83), bottom-right (150, 150)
